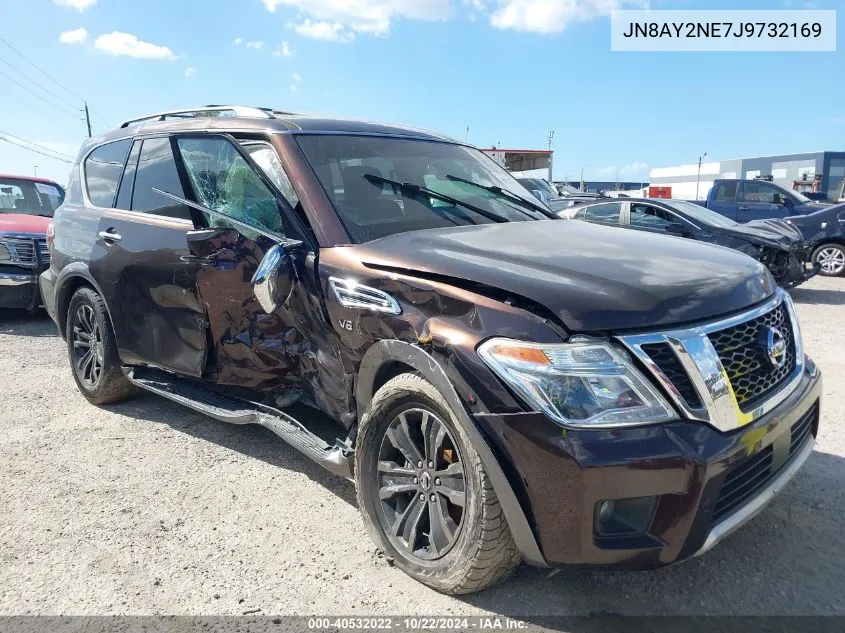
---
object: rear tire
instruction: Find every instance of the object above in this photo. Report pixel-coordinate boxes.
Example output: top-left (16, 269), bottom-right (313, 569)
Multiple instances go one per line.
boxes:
top-left (66, 287), bottom-right (136, 405)
top-left (355, 373), bottom-right (521, 594)
top-left (812, 243), bottom-right (845, 277)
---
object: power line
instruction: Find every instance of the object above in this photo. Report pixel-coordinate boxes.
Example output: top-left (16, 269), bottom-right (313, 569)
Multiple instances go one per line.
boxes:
top-left (0, 69), bottom-right (82, 120)
top-left (0, 136), bottom-right (74, 164)
top-left (0, 128), bottom-right (76, 161)
top-left (0, 56), bottom-right (81, 111)
top-left (0, 89), bottom-right (75, 128)
top-left (0, 35), bottom-right (85, 102)
top-left (87, 107), bottom-right (111, 128)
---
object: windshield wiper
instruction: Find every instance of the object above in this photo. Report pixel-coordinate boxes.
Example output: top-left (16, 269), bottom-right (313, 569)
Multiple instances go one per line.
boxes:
top-left (444, 175), bottom-right (553, 218)
top-left (362, 174), bottom-right (509, 224)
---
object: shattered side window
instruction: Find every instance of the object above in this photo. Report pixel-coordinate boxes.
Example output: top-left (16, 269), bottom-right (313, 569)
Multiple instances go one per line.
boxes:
top-left (241, 142), bottom-right (299, 209)
top-left (175, 137), bottom-right (284, 238)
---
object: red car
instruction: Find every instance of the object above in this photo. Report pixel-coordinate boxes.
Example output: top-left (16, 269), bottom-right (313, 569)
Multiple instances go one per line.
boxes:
top-left (0, 174), bottom-right (64, 312)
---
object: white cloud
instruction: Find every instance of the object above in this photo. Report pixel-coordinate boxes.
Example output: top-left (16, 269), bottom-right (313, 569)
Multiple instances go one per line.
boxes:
top-left (234, 37), bottom-right (243, 44)
top-left (595, 162), bottom-right (649, 178)
top-left (294, 20), bottom-right (356, 42)
top-left (273, 40), bottom-right (293, 56)
top-left (487, 0), bottom-right (646, 34)
top-left (246, 40), bottom-right (264, 49)
top-left (94, 31), bottom-right (176, 60)
top-left (619, 161), bottom-right (648, 177)
top-left (53, 0), bottom-right (96, 11)
top-left (290, 71), bottom-right (302, 91)
top-left (184, 66), bottom-right (196, 77)
top-left (59, 27), bottom-right (88, 44)
top-left (263, 0), bottom-right (451, 38)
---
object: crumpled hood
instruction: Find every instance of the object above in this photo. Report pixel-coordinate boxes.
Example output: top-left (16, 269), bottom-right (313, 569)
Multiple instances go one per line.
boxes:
top-left (355, 221), bottom-right (776, 332)
top-left (714, 218), bottom-right (804, 248)
top-left (0, 214), bottom-right (50, 235)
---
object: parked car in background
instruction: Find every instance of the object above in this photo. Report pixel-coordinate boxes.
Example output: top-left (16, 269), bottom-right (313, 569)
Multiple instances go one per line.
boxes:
top-left (785, 205), bottom-right (845, 276)
top-left (0, 174), bottom-right (64, 312)
top-left (561, 197), bottom-right (817, 288)
top-left (548, 196), bottom-right (595, 215)
top-left (692, 179), bottom-right (831, 222)
top-left (43, 106), bottom-right (820, 595)
top-left (556, 183), bottom-right (602, 199)
top-left (516, 177), bottom-right (560, 203)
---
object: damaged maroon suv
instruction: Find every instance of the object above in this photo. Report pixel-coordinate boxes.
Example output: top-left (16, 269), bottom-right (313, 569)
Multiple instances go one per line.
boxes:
top-left (41, 106), bottom-right (822, 594)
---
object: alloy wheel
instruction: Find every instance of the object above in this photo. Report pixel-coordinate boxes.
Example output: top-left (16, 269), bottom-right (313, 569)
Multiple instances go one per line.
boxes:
top-left (376, 408), bottom-right (466, 561)
top-left (71, 304), bottom-right (104, 388)
top-left (816, 247), bottom-right (845, 276)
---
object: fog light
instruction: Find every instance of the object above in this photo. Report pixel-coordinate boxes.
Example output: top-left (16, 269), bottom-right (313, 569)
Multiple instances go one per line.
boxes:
top-left (594, 496), bottom-right (658, 537)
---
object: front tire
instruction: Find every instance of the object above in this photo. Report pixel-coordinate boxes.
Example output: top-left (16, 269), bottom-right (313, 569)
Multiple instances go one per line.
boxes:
top-left (66, 287), bottom-right (136, 405)
top-left (355, 373), bottom-right (521, 594)
top-left (813, 243), bottom-right (845, 277)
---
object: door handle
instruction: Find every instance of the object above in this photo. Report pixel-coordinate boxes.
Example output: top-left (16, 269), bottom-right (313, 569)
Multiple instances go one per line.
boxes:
top-left (180, 254), bottom-right (216, 265)
top-left (98, 229), bottom-right (122, 242)
top-left (738, 206), bottom-right (751, 211)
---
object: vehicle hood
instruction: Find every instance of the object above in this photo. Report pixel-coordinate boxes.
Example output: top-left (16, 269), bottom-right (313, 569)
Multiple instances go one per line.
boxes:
top-left (712, 218), bottom-right (804, 248)
top-left (355, 221), bottom-right (775, 332)
top-left (0, 214), bottom-right (50, 235)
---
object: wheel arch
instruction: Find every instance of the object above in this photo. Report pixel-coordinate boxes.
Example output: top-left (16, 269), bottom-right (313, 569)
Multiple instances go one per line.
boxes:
top-left (55, 264), bottom-right (112, 340)
top-left (356, 339), bottom-right (548, 567)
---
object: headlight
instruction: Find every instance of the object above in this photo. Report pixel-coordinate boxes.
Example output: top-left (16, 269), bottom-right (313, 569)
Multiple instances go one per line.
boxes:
top-left (477, 338), bottom-right (676, 428)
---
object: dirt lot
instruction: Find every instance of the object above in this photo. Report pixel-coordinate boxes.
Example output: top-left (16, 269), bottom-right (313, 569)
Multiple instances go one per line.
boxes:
top-left (0, 276), bottom-right (843, 619)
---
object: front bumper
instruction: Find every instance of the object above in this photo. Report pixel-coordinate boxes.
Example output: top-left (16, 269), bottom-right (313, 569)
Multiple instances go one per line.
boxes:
top-left (0, 265), bottom-right (43, 311)
top-left (773, 250), bottom-right (819, 289)
top-left (475, 359), bottom-right (821, 568)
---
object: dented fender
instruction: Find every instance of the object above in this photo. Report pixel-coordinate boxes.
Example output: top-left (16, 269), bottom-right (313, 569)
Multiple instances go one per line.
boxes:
top-left (356, 339), bottom-right (548, 567)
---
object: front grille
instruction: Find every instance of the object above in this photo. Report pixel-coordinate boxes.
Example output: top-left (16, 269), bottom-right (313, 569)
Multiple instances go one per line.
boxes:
top-left (641, 343), bottom-right (702, 409)
top-left (712, 444), bottom-right (773, 523)
top-left (36, 239), bottom-right (49, 264)
top-left (707, 303), bottom-right (796, 410)
top-left (711, 403), bottom-right (817, 524)
top-left (789, 402), bottom-right (816, 459)
top-left (1, 237), bottom-right (46, 267)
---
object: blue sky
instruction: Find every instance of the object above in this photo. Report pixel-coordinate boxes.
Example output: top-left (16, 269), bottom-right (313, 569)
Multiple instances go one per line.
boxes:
top-left (1, 0), bottom-right (842, 184)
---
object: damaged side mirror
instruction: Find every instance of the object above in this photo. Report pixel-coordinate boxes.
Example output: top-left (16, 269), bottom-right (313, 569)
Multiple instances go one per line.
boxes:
top-left (252, 244), bottom-right (294, 314)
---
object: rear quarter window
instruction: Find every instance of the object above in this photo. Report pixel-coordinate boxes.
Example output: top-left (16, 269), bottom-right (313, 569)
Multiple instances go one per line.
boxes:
top-left (84, 139), bottom-right (132, 208)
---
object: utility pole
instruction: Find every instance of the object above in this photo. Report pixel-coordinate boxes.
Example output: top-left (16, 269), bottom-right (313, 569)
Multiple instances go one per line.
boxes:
top-left (33, 165), bottom-right (38, 177)
top-left (580, 165), bottom-right (587, 192)
top-left (695, 152), bottom-right (707, 200)
top-left (84, 101), bottom-right (92, 137)
top-left (465, 125), bottom-right (469, 143)
top-left (547, 129), bottom-right (555, 184)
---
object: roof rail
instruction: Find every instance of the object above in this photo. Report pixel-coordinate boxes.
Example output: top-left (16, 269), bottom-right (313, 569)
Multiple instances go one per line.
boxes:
top-left (119, 105), bottom-right (297, 129)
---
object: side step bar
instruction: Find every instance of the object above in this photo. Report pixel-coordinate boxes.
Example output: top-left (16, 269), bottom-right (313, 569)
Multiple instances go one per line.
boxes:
top-left (123, 367), bottom-right (354, 479)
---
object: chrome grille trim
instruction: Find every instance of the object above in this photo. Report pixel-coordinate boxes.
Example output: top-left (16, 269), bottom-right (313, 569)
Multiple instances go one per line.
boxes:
top-left (618, 289), bottom-right (804, 433)
top-left (0, 235), bottom-right (47, 268)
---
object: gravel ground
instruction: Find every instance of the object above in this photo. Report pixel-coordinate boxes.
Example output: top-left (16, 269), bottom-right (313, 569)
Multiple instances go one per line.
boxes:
top-left (0, 276), bottom-right (843, 619)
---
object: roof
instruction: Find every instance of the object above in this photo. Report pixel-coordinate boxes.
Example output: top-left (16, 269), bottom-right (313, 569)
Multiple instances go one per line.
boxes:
top-left (0, 174), bottom-right (62, 186)
top-left (80, 107), bottom-right (460, 159)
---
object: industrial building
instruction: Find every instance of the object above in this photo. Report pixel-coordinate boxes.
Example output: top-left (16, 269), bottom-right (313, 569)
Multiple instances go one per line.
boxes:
top-left (649, 151), bottom-right (845, 201)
